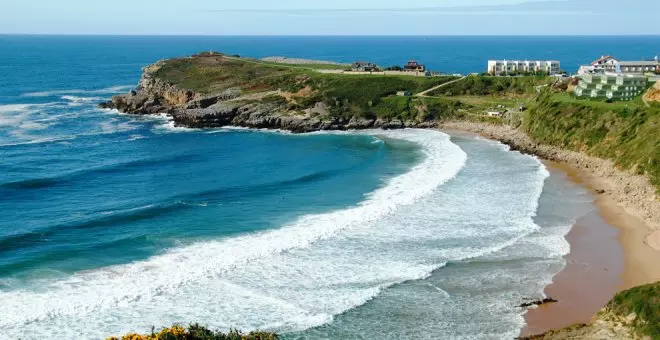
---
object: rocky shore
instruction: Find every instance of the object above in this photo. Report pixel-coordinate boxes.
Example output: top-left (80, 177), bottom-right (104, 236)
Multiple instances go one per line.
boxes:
top-left (100, 64), bottom-right (434, 133)
top-left (439, 121), bottom-right (660, 251)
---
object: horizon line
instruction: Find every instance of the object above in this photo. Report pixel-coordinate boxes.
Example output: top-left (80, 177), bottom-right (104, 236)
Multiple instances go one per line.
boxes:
top-left (2, 33), bottom-right (660, 37)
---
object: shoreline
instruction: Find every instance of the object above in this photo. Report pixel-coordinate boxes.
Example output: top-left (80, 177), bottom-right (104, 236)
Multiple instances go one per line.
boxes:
top-left (439, 122), bottom-right (660, 336)
top-left (520, 161), bottom-right (623, 336)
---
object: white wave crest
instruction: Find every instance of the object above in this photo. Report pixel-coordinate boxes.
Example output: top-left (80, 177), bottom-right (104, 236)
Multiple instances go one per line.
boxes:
top-left (0, 129), bottom-right (468, 338)
top-left (22, 85), bottom-right (134, 98)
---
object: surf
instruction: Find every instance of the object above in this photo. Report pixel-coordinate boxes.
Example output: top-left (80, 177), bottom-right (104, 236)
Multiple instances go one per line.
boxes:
top-left (0, 129), bottom-right (468, 338)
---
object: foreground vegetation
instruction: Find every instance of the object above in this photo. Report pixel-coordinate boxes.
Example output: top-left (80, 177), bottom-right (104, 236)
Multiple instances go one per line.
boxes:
top-left (607, 281), bottom-right (660, 339)
top-left (108, 324), bottom-right (277, 340)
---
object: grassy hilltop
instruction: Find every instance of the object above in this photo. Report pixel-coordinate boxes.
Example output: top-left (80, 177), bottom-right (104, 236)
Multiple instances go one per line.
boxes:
top-left (150, 53), bottom-right (465, 122)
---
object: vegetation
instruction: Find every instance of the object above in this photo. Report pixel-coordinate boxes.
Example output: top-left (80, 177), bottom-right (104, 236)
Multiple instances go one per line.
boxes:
top-left (427, 75), bottom-right (551, 97)
top-left (153, 53), bottom-right (659, 192)
top-left (605, 282), bottom-right (660, 339)
top-left (107, 324), bottom-right (278, 340)
top-left (153, 54), bottom-right (459, 120)
top-left (523, 90), bottom-right (660, 192)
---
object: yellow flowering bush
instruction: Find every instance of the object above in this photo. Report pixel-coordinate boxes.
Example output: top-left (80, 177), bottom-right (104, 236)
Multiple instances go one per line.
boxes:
top-left (106, 324), bottom-right (278, 340)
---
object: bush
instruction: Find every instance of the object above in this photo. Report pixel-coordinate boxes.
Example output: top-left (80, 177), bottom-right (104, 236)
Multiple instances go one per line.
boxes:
top-left (107, 324), bottom-right (278, 340)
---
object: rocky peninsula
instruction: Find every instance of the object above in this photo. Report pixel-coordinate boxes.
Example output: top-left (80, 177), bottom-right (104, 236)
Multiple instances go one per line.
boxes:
top-left (100, 52), bottom-right (452, 132)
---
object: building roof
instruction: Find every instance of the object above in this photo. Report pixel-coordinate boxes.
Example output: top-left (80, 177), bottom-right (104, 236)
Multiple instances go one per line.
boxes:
top-left (619, 61), bottom-right (659, 66)
top-left (592, 55), bottom-right (619, 65)
top-left (353, 61), bottom-right (374, 66)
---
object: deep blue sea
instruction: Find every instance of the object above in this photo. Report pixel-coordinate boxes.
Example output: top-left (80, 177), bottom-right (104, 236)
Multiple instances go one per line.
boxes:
top-left (0, 35), bottom-right (646, 339)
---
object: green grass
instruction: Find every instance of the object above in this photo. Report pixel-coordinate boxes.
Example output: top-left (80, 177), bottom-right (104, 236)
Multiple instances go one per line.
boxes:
top-left (427, 75), bottom-right (552, 97)
top-left (606, 282), bottom-right (660, 339)
top-left (153, 54), bottom-right (458, 120)
top-left (551, 92), bottom-right (646, 110)
top-left (257, 60), bottom-right (350, 70)
top-left (524, 91), bottom-right (660, 192)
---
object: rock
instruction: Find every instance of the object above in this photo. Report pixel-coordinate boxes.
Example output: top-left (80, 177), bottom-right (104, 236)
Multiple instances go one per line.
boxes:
top-left (595, 189), bottom-right (606, 195)
top-left (519, 298), bottom-right (558, 308)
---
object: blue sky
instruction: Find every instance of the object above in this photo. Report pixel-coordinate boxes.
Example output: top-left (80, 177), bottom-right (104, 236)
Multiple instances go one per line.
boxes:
top-left (1, 0), bottom-right (658, 35)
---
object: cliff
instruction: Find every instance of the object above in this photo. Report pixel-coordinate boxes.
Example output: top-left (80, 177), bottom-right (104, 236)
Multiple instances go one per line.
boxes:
top-left (100, 52), bottom-right (462, 132)
top-left (519, 282), bottom-right (660, 340)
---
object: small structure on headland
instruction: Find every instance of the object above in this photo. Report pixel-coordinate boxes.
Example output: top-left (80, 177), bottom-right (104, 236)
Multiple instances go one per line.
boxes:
top-left (351, 61), bottom-right (378, 72)
top-left (487, 60), bottom-right (561, 75)
top-left (404, 60), bottom-right (426, 72)
top-left (396, 90), bottom-right (412, 97)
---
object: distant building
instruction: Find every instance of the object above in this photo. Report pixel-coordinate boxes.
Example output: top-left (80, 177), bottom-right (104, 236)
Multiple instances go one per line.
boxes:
top-left (574, 73), bottom-right (648, 101)
top-left (486, 111), bottom-right (503, 117)
top-left (578, 55), bottom-right (660, 75)
top-left (404, 60), bottom-right (426, 72)
top-left (487, 60), bottom-right (561, 75)
top-left (396, 91), bottom-right (412, 97)
top-left (351, 61), bottom-right (378, 72)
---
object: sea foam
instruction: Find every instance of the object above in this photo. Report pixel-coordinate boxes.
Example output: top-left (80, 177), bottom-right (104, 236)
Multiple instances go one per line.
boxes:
top-left (0, 129), bottom-right (468, 338)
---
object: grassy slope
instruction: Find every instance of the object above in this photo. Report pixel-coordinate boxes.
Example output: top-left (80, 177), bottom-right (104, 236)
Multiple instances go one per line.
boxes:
top-left (524, 91), bottom-right (660, 192)
top-left (606, 281), bottom-right (660, 339)
top-left (426, 75), bottom-right (552, 97)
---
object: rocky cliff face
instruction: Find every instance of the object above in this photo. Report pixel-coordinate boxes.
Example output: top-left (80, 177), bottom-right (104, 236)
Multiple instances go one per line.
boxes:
top-left (100, 63), bottom-right (432, 133)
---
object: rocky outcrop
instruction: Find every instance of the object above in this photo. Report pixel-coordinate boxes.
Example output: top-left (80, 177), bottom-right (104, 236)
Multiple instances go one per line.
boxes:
top-left (519, 298), bottom-right (558, 309)
top-left (100, 65), bottom-right (434, 133)
top-left (643, 81), bottom-right (660, 104)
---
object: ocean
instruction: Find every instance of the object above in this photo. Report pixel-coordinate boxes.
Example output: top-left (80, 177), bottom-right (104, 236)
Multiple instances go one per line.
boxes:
top-left (0, 35), bottom-right (654, 339)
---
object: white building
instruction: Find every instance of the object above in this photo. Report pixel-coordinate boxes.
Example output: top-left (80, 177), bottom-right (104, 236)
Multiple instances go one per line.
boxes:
top-left (578, 55), bottom-right (660, 75)
top-left (487, 60), bottom-right (561, 75)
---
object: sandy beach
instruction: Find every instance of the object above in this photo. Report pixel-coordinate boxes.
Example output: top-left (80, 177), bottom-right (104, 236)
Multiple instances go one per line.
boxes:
top-left (521, 162), bottom-right (623, 336)
top-left (441, 124), bottom-right (660, 337)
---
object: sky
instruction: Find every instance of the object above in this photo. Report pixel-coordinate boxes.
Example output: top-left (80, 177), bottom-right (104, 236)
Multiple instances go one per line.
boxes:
top-left (1, 0), bottom-right (659, 35)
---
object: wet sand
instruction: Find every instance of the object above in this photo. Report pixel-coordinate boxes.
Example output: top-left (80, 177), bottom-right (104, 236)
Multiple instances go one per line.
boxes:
top-left (521, 161), bottom-right (660, 336)
top-left (521, 162), bottom-right (624, 336)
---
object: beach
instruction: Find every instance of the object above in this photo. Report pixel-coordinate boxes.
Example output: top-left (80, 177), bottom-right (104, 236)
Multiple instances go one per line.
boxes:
top-left (441, 123), bottom-right (660, 337)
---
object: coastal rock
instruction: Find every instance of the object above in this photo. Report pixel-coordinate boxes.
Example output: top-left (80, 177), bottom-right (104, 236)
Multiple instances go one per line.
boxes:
top-left (519, 298), bottom-right (558, 308)
top-left (99, 61), bottom-right (427, 133)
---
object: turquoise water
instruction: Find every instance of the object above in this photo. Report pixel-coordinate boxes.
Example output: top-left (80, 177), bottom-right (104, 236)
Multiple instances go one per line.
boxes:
top-left (0, 36), bottom-right (624, 339)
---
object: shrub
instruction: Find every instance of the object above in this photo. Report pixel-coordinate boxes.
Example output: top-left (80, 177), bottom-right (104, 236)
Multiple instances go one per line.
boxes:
top-left (107, 324), bottom-right (278, 340)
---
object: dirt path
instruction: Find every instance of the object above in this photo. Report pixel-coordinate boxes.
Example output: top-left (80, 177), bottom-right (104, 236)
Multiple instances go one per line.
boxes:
top-left (415, 76), bottom-right (466, 97)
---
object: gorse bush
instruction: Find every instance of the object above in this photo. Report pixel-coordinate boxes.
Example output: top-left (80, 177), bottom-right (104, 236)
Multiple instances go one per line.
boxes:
top-left (107, 324), bottom-right (278, 340)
